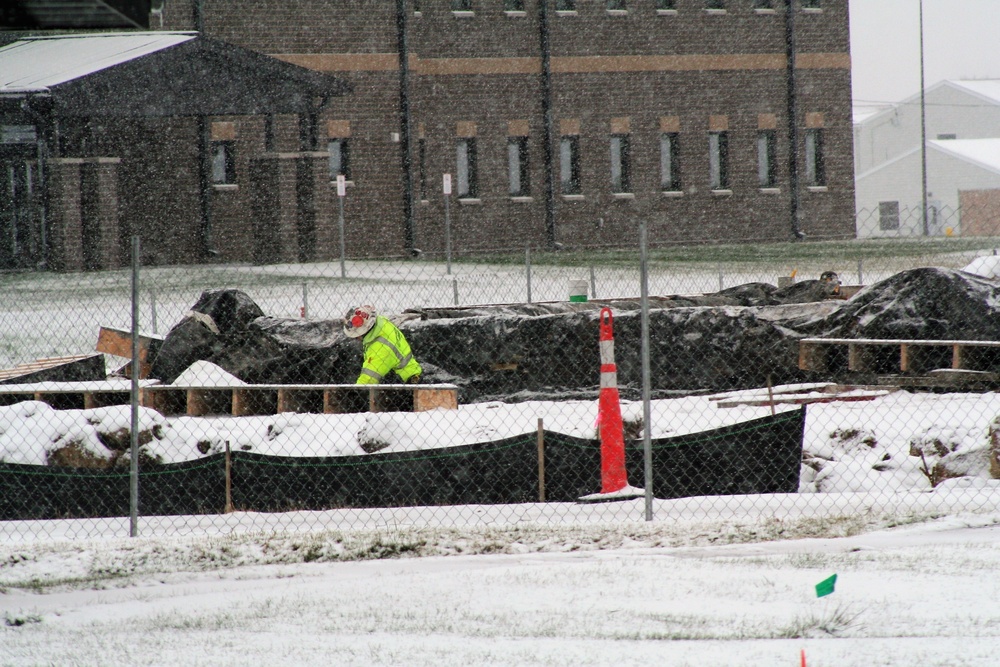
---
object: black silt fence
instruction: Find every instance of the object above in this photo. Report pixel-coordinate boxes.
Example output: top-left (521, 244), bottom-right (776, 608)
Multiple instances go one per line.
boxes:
top-left (0, 409), bottom-right (803, 520)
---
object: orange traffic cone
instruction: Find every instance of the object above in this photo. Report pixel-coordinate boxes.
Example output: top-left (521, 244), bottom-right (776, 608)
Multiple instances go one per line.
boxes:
top-left (579, 308), bottom-right (644, 502)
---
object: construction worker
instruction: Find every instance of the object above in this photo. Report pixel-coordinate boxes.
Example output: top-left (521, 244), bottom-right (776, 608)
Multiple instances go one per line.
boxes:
top-left (342, 305), bottom-right (422, 385)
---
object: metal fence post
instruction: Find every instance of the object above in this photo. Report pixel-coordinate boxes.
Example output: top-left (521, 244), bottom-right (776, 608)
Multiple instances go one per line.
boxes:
top-left (526, 245), bottom-right (533, 304)
top-left (589, 264), bottom-right (597, 299)
top-left (640, 222), bottom-right (653, 521)
top-left (150, 289), bottom-right (158, 334)
top-left (444, 173), bottom-right (453, 275)
top-left (130, 235), bottom-right (140, 537)
top-left (337, 174), bottom-right (347, 278)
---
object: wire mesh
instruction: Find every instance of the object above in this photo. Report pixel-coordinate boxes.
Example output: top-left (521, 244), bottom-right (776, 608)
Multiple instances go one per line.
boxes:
top-left (3, 208), bottom-right (1000, 541)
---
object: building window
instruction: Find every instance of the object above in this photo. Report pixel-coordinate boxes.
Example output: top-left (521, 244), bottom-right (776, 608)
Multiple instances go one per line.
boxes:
top-left (413, 0), bottom-right (421, 12)
top-left (610, 134), bottom-right (631, 193)
top-left (706, 0), bottom-right (724, 9)
top-left (504, 0), bottom-right (524, 10)
top-left (801, 0), bottom-right (820, 8)
top-left (660, 132), bottom-right (681, 191)
top-left (805, 128), bottom-right (825, 186)
top-left (937, 133), bottom-right (957, 140)
top-left (418, 138), bottom-right (428, 201)
top-left (328, 138), bottom-right (351, 181)
top-left (656, 0), bottom-right (676, 9)
top-left (556, 0), bottom-right (575, 11)
top-left (452, 0), bottom-right (472, 10)
top-left (708, 131), bottom-right (729, 190)
top-left (210, 141), bottom-right (235, 185)
top-left (879, 201), bottom-right (900, 231)
top-left (753, 0), bottom-right (773, 8)
top-left (607, 0), bottom-right (626, 10)
top-left (456, 138), bottom-right (478, 198)
top-left (757, 130), bottom-right (777, 188)
top-left (508, 136), bottom-right (530, 197)
top-left (560, 136), bottom-right (581, 195)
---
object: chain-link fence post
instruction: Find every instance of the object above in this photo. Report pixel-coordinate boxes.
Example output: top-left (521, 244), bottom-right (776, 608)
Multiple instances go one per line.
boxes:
top-left (639, 222), bottom-right (653, 521)
top-left (129, 235), bottom-right (140, 538)
top-left (337, 174), bottom-right (347, 279)
top-left (525, 245), bottom-right (532, 304)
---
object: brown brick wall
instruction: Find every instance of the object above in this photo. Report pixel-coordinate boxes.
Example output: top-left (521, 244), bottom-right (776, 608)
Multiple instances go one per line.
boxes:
top-left (959, 189), bottom-right (1000, 237)
top-left (45, 158), bottom-right (83, 272)
top-left (149, 0), bottom-right (856, 258)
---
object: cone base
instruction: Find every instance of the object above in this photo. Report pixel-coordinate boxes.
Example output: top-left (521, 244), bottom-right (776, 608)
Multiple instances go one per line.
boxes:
top-left (577, 485), bottom-right (645, 503)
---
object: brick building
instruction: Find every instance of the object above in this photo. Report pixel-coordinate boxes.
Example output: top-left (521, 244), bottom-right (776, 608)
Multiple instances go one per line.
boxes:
top-left (0, 31), bottom-right (348, 271)
top-left (2, 1), bottom-right (856, 270)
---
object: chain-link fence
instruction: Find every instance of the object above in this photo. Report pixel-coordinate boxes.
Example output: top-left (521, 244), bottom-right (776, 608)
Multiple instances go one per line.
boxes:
top-left (3, 217), bottom-right (1000, 542)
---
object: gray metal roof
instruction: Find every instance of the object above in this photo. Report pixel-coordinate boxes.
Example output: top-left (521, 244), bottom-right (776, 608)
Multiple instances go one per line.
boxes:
top-left (0, 32), bottom-right (350, 117)
top-left (0, 32), bottom-right (195, 93)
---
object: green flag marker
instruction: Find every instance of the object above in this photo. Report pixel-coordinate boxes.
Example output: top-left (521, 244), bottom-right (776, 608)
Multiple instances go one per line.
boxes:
top-left (815, 574), bottom-right (837, 598)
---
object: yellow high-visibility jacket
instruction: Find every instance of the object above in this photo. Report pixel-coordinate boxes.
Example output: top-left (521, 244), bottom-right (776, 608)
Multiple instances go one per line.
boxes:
top-left (356, 316), bottom-right (422, 384)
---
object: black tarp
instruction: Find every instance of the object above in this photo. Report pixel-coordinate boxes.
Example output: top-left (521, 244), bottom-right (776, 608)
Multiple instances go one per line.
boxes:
top-left (0, 408), bottom-right (803, 520)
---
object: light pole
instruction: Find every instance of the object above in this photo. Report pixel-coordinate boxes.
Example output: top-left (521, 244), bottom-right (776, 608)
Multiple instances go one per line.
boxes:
top-left (919, 0), bottom-right (930, 236)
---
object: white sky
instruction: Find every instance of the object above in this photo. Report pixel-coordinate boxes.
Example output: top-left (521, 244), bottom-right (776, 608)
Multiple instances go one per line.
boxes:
top-left (850, 0), bottom-right (1000, 105)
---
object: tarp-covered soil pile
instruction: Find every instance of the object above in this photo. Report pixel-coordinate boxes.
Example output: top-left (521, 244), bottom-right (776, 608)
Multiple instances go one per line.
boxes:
top-left (148, 268), bottom-right (1000, 402)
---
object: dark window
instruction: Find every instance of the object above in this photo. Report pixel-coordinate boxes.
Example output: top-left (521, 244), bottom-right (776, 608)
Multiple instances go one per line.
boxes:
top-left (413, 0), bottom-right (421, 12)
top-left (610, 134), bottom-right (631, 193)
top-left (508, 136), bottom-right (530, 197)
top-left (805, 128), bottom-right (825, 186)
top-left (753, 0), bottom-right (773, 8)
top-left (937, 133), bottom-right (957, 140)
top-left (656, 0), bottom-right (676, 9)
top-left (879, 201), bottom-right (900, 231)
top-left (607, 0), bottom-right (626, 10)
top-left (452, 0), bottom-right (472, 10)
top-left (757, 130), bottom-right (777, 187)
top-left (560, 136), bottom-right (581, 195)
top-left (457, 138), bottom-right (478, 198)
top-left (210, 141), bottom-right (235, 185)
top-left (328, 138), bottom-right (351, 181)
top-left (418, 138), bottom-right (428, 201)
top-left (660, 132), bottom-right (681, 191)
top-left (708, 131), bottom-right (729, 189)
top-left (801, 0), bottom-right (820, 8)
top-left (556, 0), bottom-right (576, 11)
top-left (706, 0), bottom-right (724, 9)
top-left (504, 0), bottom-right (524, 10)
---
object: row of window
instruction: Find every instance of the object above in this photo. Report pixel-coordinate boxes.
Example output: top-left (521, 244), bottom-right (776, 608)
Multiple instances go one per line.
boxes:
top-left (437, 1), bottom-right (821, 13)
top-left (312, 131), bottom-right (826, 197)
top-left (212, 129), bottom-right (826, 195)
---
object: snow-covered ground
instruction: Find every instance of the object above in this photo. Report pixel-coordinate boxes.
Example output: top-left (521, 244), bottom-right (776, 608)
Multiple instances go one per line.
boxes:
top-left (2, 501), bottom-right (1000, 666)
top-left (3, 389), bottom-right (1000, 665)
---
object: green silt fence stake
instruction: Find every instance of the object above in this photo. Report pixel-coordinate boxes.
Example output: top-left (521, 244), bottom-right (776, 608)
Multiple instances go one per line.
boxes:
top-left (815, 574), bottom-right (837, 598)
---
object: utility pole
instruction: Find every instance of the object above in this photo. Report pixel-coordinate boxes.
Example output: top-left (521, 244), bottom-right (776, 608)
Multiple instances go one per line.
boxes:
top-left (919, 0), bottom-right (930, 236)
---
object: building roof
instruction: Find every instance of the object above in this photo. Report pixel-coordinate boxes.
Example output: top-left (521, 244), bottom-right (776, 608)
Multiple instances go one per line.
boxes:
top-left (857, 138), bottom-right (1000, 180)
top-left (0, 32), bottom-right (196, 93)
top-left (854, 79), bottom-right (1000, 128)
top-left (0, 32), bottom-right (350, 116)
top-left (946, 80), bottom-right (1000, 107)
top-left (929, 138), bottom-right (1000, 176)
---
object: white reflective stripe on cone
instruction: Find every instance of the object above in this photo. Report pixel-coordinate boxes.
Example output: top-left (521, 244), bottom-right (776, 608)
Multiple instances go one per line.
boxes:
top-left (599, 339), bottom-right (615, 365)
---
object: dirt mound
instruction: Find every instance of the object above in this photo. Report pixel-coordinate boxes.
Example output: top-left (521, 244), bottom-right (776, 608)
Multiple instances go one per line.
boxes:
top-left (146, 268), bottom-right (1000, 402)
top-left (818, 267), bottom-right (1000, 340)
